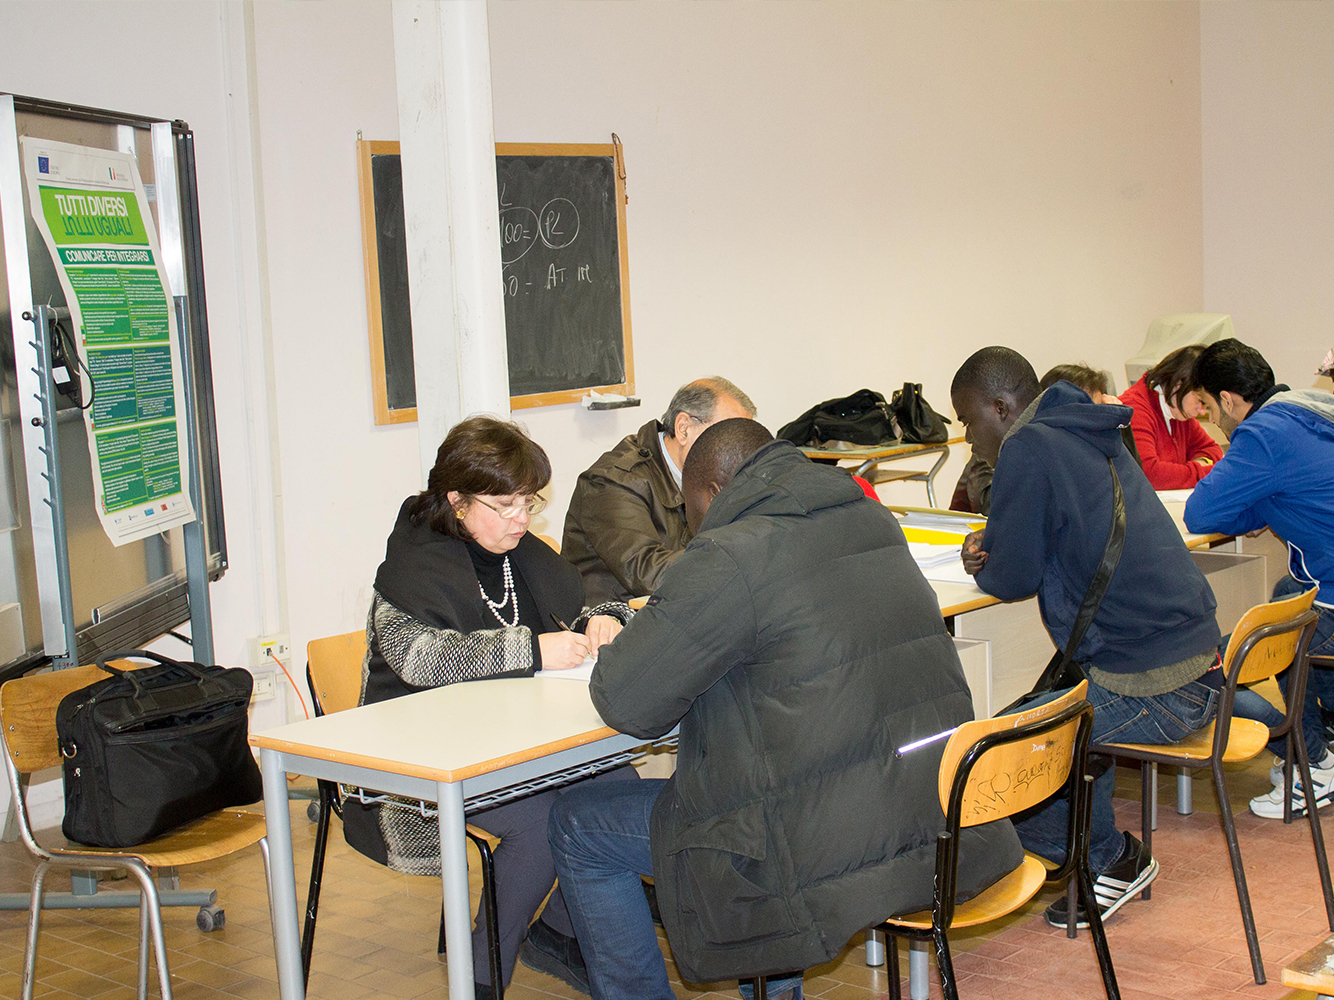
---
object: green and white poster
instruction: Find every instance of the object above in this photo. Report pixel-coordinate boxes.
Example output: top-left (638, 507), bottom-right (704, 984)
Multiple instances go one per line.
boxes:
top-left (20, 137), bottom-right (195, 546)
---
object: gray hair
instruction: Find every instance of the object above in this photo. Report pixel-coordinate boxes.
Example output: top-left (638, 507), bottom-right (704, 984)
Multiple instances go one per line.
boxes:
top-left (660, 377), bottom-right (756, 438)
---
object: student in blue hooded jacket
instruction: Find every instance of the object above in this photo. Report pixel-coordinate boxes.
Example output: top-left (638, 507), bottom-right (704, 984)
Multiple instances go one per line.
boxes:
top-left (1185, 338), bottom-right (1334, 820)
top-left (952, 346), bottom-right (1222, 932)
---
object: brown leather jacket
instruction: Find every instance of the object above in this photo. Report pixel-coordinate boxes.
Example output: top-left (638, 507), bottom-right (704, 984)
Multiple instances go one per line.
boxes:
top-left (561, 420), bottom-right (690, 604)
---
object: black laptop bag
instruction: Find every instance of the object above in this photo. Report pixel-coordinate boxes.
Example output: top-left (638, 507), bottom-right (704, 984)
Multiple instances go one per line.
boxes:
top-left (57, 650), bottom-right (263, 848)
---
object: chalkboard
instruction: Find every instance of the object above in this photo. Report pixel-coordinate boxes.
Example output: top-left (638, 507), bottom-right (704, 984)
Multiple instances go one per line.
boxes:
top-left (357, 140), bottom-right (635, 422)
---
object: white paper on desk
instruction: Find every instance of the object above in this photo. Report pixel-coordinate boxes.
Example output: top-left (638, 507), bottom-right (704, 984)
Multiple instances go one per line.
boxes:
top-left (1155, 489), bottom-right (1195, 504)
top-left (918, 557), bottom-right (976, 586)
top-left (908, 542), bottom-right (962, 568)
top-left (538, 653), bottom-right (598, 681)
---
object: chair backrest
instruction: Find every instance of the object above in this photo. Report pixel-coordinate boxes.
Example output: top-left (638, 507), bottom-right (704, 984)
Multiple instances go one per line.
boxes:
top-left (534, 533), bottom-right (560, 552)
top-left (1225, 587), bottom-right (1319, 687)
top-left (0, 661), bottom-right (137, 774)
top-left (307, 631), bottom-right (368, 716)
top-left (937, 682), bottom-right (1091, 828)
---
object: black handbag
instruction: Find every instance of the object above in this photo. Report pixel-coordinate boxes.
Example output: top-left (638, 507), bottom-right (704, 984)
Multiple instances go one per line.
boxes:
top-left (1000, 458), bottom-right (1126, 712)
top-left (891, 382), bottom-right (952, 444)
top-left (57, 650), bottom-right (264, 848)
top-left (777, 389), bottom-right (898, 447)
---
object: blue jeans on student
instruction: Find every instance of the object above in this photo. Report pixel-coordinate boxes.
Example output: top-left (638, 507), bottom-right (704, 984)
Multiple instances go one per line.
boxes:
top-left (1013, 675), bottom-right (1219, 873)
top-left (1229, 575), bottom-right (1334, 766)
top-left (547, 779), bottom-right (803, 1000)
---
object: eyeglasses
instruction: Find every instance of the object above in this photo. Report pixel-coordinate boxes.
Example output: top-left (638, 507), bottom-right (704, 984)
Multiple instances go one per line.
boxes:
top-left (470, 495), bottom-right (548, 519)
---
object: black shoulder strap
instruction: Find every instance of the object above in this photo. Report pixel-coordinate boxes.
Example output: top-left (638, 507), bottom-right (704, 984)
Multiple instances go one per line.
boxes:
top-left (1030, 458), bottom-right (1125, 691)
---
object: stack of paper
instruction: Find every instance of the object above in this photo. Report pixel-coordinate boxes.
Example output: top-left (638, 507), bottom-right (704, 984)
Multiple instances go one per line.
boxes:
top-left (907, 542), bottom-right (961, 568)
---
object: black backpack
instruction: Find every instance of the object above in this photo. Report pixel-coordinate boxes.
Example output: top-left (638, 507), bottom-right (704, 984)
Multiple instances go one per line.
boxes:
top-left (776, 389), bottom-right (898, 447)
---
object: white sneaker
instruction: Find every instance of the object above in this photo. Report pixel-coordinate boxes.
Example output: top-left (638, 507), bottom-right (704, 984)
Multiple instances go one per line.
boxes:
top-left (1253, 751), bottom-right (1334, 819)
top-left (1269, 749), bottom-right (1334, 787)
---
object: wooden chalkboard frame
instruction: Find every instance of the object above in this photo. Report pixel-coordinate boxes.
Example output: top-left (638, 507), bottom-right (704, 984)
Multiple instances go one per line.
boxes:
top-left (357, 139), bottom-right (635, 423)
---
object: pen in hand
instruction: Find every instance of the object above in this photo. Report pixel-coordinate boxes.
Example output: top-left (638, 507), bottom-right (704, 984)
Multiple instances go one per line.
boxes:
top-left (550, 613), bottom-right (573, 632)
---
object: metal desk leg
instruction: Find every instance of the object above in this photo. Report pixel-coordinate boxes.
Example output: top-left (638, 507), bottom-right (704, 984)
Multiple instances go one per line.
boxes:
top-left (908, 938), bottom-right (929, 999)
top-left (1177, 768), bottom-right (1194, 815)
top-left (437, 781), bottom-right (475, 1000)
top-left (922, 446), bottom-right (950, 509)
top-left (865, 928), bottom-right (886, 966)
top-left (262, 750), bottom-right (305, 1000)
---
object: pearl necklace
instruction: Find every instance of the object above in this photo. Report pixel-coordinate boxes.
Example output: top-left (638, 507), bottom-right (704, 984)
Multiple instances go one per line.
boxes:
top-left (478, 556), bottom-right (519, 627)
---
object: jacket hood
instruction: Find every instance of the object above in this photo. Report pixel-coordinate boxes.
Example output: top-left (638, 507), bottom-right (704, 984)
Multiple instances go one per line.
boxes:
top-left (700, 440), bottom-right (864, 532)
top-left (1263, 388), bottom-right (1334, 426)
top-left (1012, 381), bottom-right (1133, 459)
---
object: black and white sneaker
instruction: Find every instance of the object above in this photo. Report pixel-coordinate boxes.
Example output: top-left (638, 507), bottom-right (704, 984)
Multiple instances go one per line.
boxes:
top-left (1043, 832), bottom-right (1159, 930)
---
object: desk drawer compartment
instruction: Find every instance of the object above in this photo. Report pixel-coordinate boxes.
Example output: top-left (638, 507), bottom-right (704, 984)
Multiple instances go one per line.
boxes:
top-left (1190, 550), bottom-right (1268, 638)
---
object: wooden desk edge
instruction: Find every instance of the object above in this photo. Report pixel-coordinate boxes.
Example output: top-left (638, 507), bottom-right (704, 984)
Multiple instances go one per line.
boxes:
top-left (249, 725), bottom-right (621, 785)
top-left (939, 594), bottom-right (1001, 617)
top-left (800, 436), bottom-right (963, 461)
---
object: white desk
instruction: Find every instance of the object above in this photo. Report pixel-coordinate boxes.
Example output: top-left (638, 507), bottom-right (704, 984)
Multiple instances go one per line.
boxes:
top-left (250, 677), bottom-right (668, 1000)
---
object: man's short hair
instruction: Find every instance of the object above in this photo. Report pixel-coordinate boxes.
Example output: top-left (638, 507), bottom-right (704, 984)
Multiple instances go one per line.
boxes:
top-left (1039, 363), bottom-right (1113, 397)
top-left (661, 377), bottom-right (757, 437)
top-left (951, 347), bottom-right (1040, 406)
top-left (1192, 339), bottom-right (1275, 403)
top-left (682, 418), bottom-right (773, 493)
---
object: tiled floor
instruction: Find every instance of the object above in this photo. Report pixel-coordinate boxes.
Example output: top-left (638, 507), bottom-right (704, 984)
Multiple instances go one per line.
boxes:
top-left (2, 755), bottom-right (1331, 1000)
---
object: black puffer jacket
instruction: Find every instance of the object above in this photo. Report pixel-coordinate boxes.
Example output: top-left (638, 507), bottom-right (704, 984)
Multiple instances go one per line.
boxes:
top-left (591, 440), bottom-right (1021, 982)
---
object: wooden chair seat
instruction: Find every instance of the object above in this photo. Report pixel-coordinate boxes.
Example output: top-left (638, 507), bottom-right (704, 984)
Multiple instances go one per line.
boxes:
top-left (883, 855), bottom-right (1048, 931)
top-left (1103, 717), bottom-right (1270, 764)
top-left (54, 809), bottom-right (267, 868)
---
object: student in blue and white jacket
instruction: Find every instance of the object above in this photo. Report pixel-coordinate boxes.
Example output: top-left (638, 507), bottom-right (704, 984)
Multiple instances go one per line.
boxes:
top-left (1185, 339), bottom-right (1334, 819)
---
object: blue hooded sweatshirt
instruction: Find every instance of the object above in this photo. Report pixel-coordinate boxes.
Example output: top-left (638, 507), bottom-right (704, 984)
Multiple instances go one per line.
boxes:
top-left (1184, 389), bottom-right (1334, 609)
top-left (976, 381), bottom-right (1220, 675)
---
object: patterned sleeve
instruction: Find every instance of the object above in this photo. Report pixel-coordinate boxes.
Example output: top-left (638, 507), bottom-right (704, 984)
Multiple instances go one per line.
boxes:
top-left (573, 601), bottom-right (635, 630)
top-left (370, 591), bottom-right (535, 687)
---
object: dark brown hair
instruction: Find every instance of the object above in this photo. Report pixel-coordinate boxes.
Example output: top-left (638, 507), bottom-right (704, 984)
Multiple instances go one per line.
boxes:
top-left (1039, 363), bottom-right (1113, 397)
top-left (1146, 345), bottom-right (1207, 412)
top-left (408, 416), bottom-right (552, 537)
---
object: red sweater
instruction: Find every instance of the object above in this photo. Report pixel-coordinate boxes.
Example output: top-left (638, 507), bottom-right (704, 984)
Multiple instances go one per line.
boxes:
top-left (1121, 375), bottom-right (1224, 490)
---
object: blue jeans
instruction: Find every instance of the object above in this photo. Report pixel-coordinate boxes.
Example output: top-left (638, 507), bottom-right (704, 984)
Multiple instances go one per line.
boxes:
top-left (547, 779), bottom-right (802, 1000)
top-left (1014, 675), bottom-right (1219, 873)
top-left (1228, 576), bottom-right (1333, 766)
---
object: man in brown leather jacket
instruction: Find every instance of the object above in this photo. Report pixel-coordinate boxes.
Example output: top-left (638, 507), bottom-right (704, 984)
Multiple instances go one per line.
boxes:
top-left (561, 377), bottom-right (755, 603)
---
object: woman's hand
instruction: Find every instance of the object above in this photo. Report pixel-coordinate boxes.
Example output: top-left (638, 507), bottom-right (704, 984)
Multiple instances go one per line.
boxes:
top-left (538, 631), bottom-right (592, 670)
top-left (961, 529), bottom-right (989, 576)
top-left (584, 614), bottom-right (623, 652)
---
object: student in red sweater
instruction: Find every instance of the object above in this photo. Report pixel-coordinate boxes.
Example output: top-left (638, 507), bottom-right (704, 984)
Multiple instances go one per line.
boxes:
top-left (1122, 345), bottom-right (1223, 490)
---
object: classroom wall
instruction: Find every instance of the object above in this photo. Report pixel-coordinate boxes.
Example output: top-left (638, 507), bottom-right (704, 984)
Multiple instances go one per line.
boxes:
top-left (493, 0), bottom-right (1205, 530)
top-left (1201, 1), bottom-right (1334, 391)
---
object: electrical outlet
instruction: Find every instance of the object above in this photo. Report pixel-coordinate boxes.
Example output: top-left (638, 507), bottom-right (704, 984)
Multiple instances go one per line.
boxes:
top-left (251, 671), bottom-right (276, 703)
top-left (248, 633), bottom-right (291, 669)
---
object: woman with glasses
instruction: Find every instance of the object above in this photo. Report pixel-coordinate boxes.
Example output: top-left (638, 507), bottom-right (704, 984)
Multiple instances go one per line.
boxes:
top-left (342, 415), bottom-right (633, 1000)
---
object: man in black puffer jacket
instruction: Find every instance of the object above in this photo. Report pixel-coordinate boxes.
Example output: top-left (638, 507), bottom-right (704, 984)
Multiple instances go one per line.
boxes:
top-left (549, 419), bottom-right (1021, 1000)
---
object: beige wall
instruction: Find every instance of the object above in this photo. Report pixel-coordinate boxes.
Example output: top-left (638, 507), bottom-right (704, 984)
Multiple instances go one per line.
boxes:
top-left (495, 0), bottom-right (1205, 530)
top-left (1201, 1), bottom-right (1334, 392)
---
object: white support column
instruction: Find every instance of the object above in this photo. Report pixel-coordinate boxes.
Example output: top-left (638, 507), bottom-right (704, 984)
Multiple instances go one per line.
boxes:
top-left (392, 0), bottom-right (511, 484)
